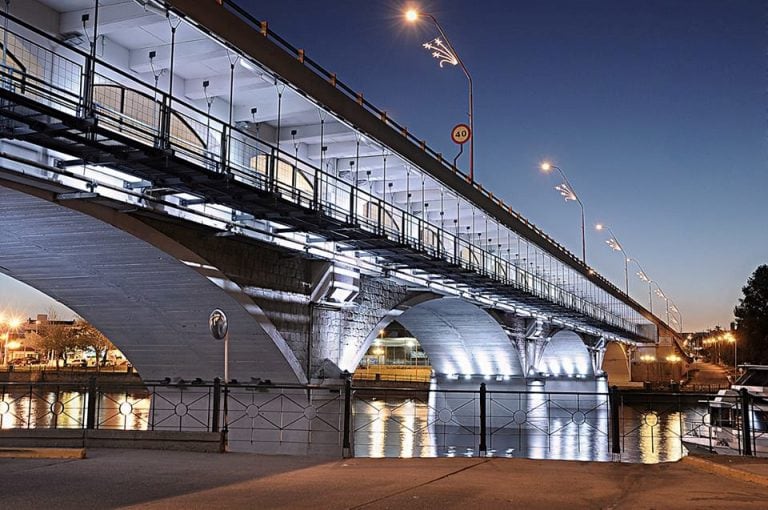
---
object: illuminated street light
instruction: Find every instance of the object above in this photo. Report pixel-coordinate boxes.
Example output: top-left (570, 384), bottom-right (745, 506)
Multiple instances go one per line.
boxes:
top-left (595, 224), bottom-right (629, 295)
top-left (636, 270), bottom-right (655, 314)
top-left (1, 315), bottom-right (22, 366)
top-left (406, 8), bottom-right (475, 182)
top-left (668, 302), bottom-right (683, 333)
top-left (541, 162), bottom-right (586, 264)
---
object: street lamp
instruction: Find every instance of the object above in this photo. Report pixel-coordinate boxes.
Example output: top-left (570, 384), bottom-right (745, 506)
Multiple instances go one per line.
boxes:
top-left (724, 332), bottom-right (737, 375)
top-left (0, 315), bottom-right (22, 366)
top-left (636, 270), bottom-right (656, 315)
top-left (595, 223), bottom-right (629, 295)
top-left (541, 162), bottom-right (586, 264)
top-left (668, 302), bottom-right (683, 333)
top-left (406, 8), bottom-right (475, 182)
top-left (640, 354), bottom-right (656, 382)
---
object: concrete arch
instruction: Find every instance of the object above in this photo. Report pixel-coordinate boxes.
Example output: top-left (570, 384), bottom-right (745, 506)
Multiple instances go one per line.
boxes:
top-left (602, 342), bottom-right (631, 383)
top-left (538, 330), bottom-right (593, 377)
top-left (0, 182), bottom-right (305, 383)
top-left (345, 296), bottom-right (524, 378)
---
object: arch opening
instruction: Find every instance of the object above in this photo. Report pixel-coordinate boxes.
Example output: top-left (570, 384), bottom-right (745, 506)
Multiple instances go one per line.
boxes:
top-left (0, 183), bottom-right (304, 383)
top-left (538, 330), bottom-right (594, 378)
top-left (348, 297), bottom-right (524, 381)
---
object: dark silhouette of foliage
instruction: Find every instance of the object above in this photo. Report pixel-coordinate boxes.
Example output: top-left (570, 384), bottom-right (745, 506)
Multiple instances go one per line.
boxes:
top-left (734, 265), bottom-right (768, 364)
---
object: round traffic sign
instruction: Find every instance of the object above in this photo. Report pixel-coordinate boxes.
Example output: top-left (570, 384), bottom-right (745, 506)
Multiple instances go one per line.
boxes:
top-left (451, 123), bottom-right (471, 145)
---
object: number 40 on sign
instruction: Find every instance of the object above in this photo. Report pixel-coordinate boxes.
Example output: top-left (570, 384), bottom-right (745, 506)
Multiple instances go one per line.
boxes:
top-left (451, 124), bottom-right (471, 145)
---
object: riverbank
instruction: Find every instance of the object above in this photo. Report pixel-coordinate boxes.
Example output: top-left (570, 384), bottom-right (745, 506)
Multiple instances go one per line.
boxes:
top-left (0, 368), bottom-right (142, 384)
top-left (2, 449), bottom-right (767, 509)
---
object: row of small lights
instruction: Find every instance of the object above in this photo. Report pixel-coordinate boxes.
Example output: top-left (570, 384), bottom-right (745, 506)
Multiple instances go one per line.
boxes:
top-left (702, 331), bottom-right (736, 347)
top-left (639, 354), bottom-right (683, 363)
top-left (446, 373), bottom-right (589, 381)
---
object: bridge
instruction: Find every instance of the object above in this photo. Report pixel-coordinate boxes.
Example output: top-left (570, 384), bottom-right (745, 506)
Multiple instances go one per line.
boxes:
top-left (0, 0), bottom-right (685, 397)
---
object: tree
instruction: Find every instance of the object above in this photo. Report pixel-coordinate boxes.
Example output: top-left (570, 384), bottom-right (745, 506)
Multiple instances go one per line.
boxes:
top-left (37, 310), bottom-right (75, 369)
top-left (734, 265), bottom-right (768, 364)
top-left (71, 319), bottom-right (115, 373)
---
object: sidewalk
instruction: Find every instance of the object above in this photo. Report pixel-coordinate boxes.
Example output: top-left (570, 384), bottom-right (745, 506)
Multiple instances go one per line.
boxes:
top-left (2, 448), bottom-right (768, 509)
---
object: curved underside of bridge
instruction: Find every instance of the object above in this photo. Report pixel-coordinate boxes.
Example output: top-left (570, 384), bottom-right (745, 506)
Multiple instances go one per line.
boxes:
top-left (351, 297), bottom-right (524, 378)
top-left (602, 342), bottom-right (631, 383)
top-left (539, 330), bottom-right (594, 377)
top-left (0, 183), bottom-right (304, 383)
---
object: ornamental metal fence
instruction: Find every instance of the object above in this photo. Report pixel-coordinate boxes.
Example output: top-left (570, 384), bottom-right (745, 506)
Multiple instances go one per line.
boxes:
top-left (0, 379), bottom-right (764, 461)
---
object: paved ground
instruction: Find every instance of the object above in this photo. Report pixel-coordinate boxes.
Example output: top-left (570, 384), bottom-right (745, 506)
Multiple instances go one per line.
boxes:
top-left (3, 449), bottom-right (768, 509)
top-left (688, 361), bottom-right (730, 386)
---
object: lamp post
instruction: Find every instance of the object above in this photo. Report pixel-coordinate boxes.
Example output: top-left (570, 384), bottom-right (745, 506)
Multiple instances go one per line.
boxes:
top-left (0, 315), bottom-right (22, 366)
top-left (654, 287), bottom-right (671, 325)
top-left (595, 224), bottom-right (629, 295)
top-left (668, 302), bottom-right (683, 333)
top-left (636, 270), bottom-right (656, 315)
top-left (541, 162), bottom-right (586, 264)
top-left (406, 9), bottom-right (475, 182)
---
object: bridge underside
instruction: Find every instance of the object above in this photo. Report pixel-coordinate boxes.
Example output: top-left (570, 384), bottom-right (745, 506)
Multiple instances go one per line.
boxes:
top-left (0, 182), bottom-right (304, 383)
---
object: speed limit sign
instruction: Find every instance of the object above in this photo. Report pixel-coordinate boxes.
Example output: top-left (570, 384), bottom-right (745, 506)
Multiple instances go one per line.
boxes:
top-left (451, 124), bottom-right (471, 145)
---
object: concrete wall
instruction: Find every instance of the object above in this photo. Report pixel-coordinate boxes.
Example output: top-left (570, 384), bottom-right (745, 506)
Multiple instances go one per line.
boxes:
top-left (0, 429), bottom-right (224, 452)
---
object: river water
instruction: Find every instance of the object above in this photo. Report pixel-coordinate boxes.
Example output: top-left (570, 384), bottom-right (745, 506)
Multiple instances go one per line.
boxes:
top-left (0, 381), bottom-right (708, 463)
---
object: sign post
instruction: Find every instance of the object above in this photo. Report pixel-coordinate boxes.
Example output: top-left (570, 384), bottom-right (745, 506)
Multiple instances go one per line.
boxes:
top-left (451, 123), bottom-right (471, 168)
top-left (209, 308), bottom-right (229, 443)
top-left (451, 123), bottom-right (471, 145)
top-left (208, 309), bottom-right (229, 383)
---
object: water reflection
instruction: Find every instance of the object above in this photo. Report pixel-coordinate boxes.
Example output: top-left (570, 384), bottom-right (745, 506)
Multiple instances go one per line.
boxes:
top-left (1, 385), bottom-right (707, 463)
top-left (0, 390), bottom-right (151, 431)
top-left (352, 383), bottom-right (706, 463)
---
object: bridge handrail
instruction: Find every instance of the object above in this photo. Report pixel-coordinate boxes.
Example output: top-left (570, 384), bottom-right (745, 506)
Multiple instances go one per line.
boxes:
top-left (0, 15), bottom-right (648, 338)
top-left (196, 1), bottom-right (656, 324)
top-left (204, 2), bottom-right (610, 280)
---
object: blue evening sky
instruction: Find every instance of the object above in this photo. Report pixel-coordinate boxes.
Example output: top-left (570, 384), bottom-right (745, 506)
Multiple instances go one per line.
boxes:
top-left (236, 0), bottom-right (766, 332)
top-left (2, 0), bottom-right (765, 332)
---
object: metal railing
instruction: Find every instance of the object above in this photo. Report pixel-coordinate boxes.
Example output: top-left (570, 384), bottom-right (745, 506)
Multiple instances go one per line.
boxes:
top-left (1, 379), bottom-right (764, 461)
top-left (0, 17), bottom-right (648, 338)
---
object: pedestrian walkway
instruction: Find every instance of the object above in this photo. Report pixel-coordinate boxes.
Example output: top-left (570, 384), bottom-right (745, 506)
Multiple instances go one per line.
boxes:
top-left (686, 361), bottom-right (730, 390)
top-left (2, 449), bottom-right (768, 509)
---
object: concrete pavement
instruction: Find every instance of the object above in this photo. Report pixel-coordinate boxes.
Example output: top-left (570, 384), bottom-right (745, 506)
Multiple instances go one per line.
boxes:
top-left (3, 449), bottom-right (768, 509)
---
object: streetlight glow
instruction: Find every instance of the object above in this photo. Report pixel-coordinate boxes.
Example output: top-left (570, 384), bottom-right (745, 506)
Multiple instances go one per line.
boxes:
top-left (538, 163), bottom-right (586, 263)
top-left (405, 9), bottom-right (419, 22)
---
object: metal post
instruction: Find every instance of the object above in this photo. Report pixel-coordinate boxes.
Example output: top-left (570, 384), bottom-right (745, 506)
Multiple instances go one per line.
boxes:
top-left (609, 385), bottom-right (621, 454)
top-left (623, 257), bottom-right (629, 296)
top-left (740, 387), bottom-right (753, 456)
top-left (479, 382), bottom-right (487, 456)
top-left (211, 377), bottom-right (221, 433)
top-left (648, 283), bottom-right (653, 315)
top-left (224, 332), bottom-right (229, 385)
top-left (86, 376), bottom-right (97, 430)
top-left (426, 14), bottom-right (473, 182)
top-left (342, 374), bottom-right (352, 457)
top-left (2, 0), bottom-right (10, 71)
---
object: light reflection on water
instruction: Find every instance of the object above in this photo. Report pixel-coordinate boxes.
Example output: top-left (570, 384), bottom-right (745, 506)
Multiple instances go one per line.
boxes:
top-left (0, 391), bottom-right (150, 431)
top-left (1, 386), bottom-right (705, 463)
top-left (352, 381), bottom-right (705, 464)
